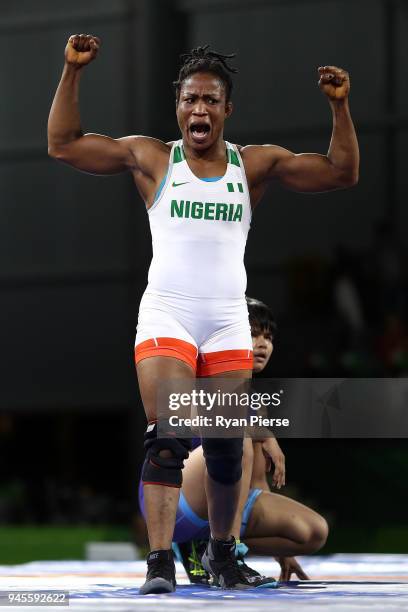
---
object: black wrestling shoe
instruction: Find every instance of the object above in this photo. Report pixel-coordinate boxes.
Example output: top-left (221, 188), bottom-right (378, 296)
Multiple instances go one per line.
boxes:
top-left (172, 540), bottom-right (210, 584)
top-left (201, 536), bottom-right (250, 589)
top-left (236, 542), bottom-right (278, 588)
top-left (139, 549), bottom-right (176, 595)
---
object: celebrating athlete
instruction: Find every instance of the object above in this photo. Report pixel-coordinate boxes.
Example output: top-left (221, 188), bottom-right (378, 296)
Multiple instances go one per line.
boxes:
top-left (48, 35), bottom-right (358, 594)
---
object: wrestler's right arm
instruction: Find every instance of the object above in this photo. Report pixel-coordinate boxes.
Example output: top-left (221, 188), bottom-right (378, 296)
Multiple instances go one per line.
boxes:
top-left (47, 34), bottom-right (160, 177)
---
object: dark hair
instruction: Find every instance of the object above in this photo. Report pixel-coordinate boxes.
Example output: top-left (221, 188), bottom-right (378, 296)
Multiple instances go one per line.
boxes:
top-left (246, 296), bottom-right (277, 338)
top-left (173, 45), bottom-right (238, 103)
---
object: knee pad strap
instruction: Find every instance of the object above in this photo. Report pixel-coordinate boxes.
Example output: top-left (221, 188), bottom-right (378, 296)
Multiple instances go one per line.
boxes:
top-left (142, 422), bottom-right (191, 487)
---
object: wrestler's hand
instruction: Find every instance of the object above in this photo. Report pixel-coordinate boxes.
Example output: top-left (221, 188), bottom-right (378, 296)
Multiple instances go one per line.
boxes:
top-left (318, 65), bottom-right (350, 101)
top-left (276, 556), bottom-right (310, 582)
top-left (65, 34), bottom-right (100, 67)
top-left (261, 437), bottom-right (285, 489)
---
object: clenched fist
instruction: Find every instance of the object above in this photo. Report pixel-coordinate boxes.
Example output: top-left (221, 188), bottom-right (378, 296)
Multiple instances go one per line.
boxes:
top-left (65, 34), bottom-right (100, 67)
top-left (318, 65), bottom-right (350, 101)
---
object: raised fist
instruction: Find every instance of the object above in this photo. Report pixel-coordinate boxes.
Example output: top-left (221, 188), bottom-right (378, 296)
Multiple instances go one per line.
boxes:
top-left (318, 65), bottom-right (350, 101)
top-left (65, 34), bottom-right (100, 67)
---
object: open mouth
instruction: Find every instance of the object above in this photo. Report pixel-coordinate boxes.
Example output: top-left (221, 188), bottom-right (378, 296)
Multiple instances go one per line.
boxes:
top-left (189, 122), bottom-right (211, 141)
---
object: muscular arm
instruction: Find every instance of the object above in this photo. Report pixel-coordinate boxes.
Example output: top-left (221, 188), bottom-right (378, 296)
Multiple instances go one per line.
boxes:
top-left (48, 63), bottom-right (135, 174)
top-left (243, 66), bottom-right (359, 194)
top-left (48, 34), bottom-right (168, 184)
top-left (272, 97), bottom-right (358, 192)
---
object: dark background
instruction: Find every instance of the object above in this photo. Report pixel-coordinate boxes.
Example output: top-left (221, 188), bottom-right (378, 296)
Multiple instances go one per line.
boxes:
top-left (1, 0), bottom-right (407, 559)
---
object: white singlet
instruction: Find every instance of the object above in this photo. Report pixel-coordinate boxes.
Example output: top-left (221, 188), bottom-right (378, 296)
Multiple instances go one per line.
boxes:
top-left (147, 139), bottom-right (251, 299)
top-left (135, 140), bottom-right (254, 376)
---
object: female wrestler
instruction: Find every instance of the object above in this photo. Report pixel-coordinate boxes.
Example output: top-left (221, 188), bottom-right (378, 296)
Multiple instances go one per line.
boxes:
top-left (48, 36), bottom-right (358, 592)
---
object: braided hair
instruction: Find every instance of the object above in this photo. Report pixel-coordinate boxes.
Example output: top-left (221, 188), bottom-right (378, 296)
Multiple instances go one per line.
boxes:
top-left (174, 45), bottom-right (238, 103)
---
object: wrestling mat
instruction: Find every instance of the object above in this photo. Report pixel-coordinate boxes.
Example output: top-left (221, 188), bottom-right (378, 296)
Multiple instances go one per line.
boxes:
top-left (1, 554), bottom-right (407, 611)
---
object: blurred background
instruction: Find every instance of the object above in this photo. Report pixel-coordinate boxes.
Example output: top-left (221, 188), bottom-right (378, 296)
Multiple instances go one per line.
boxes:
top-left (0, 0), bottom-right (407, 563)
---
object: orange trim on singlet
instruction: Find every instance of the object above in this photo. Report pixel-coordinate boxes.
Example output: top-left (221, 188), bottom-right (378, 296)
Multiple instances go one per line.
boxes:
top-left (197, 349), bottom-right (253, 377)
top-left (135, 337), bottom-right (197, 372)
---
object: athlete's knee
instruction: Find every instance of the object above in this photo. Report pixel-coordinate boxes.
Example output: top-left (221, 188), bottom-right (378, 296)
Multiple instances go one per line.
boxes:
top-left (202, 437), bottom-right (243, 485)
top-left (309, 515), bottom-right (329, 551)
top-left (141, 421), bottom-right (191, 488)
top-left (303, 515), bottom-right (329, 553)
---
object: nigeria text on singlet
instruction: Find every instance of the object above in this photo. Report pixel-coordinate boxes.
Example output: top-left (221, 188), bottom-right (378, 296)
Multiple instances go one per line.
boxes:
top-left (146, 140), bottom-right (252, 299)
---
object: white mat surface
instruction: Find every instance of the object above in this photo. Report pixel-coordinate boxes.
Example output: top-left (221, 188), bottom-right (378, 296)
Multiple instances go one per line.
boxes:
top-left (1, 555), bottom-right (407, 611)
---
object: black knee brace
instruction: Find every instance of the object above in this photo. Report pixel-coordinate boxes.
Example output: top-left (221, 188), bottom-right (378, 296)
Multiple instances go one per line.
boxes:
top-left (202, 437), bottom-right (243, 485)
top-left (142, 422), bottom-right (191, 487)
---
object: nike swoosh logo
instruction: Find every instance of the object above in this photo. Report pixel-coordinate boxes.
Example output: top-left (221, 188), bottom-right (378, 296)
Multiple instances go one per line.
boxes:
top-left (172, 181), bottom-right (189, 187)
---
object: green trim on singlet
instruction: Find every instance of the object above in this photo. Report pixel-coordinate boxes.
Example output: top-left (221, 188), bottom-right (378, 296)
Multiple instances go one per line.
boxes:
top-left (175, 142), bottom-right (240, 167)
top-left (173, 145), bottom-right (186, 163)
top-left (227, 182), bottom-right (243, 193)
top-left (227, 147), bottom-right (240, 167)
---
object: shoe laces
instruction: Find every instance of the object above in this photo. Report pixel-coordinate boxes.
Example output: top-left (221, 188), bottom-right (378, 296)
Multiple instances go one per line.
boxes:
top-left (188, 541), bottom-right (208, 577)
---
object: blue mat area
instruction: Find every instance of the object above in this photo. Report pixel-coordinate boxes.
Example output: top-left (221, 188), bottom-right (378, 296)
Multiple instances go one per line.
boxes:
top-left (69, 581), bottom-right (408, 600)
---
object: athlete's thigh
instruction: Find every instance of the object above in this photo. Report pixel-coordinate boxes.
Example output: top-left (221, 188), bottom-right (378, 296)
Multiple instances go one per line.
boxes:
top-left (197, 297), bottom-right (253, 379)
top-left (245, 490), bottom-right (322, 541)
top-left (137, 356), bottom-right (195, 422)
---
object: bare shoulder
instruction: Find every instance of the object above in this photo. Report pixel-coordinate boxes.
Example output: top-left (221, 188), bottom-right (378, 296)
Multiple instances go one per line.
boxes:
top-left (237, 144), bottom-right (294, 185)
top-left (124, 136), bottom-right (172, 176)
top-left (240, 143), bottom-right (292, 164)
top-left (125, 135), bottom-right (171, 157)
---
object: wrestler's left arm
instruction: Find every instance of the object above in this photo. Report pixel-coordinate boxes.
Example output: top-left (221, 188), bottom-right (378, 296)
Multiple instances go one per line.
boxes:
top-left (243, 66), bottom-right (359, 193)
top-left (259, 437), bottom-right (285, 489)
